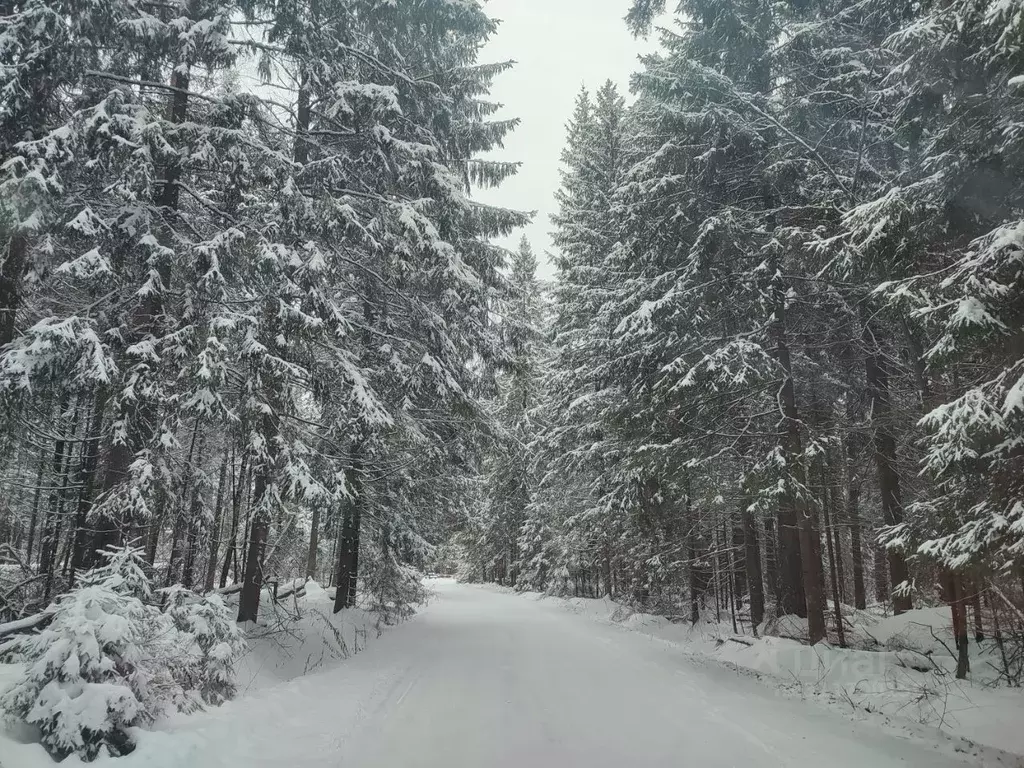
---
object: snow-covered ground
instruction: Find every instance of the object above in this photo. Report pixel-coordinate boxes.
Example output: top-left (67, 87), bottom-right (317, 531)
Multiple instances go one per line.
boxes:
top-left (0, 581), bottom-right (392, 768)
top-left (506, 587), bottom-right (1024, 761)
top-left (3, 580), bottom-right (1022, 767)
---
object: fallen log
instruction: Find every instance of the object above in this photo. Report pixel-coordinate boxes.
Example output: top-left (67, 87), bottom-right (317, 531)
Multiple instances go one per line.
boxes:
top-left (0, 608), bottom-right (55, 640)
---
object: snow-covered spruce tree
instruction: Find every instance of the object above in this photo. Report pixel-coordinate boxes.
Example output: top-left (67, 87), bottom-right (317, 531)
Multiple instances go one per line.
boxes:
top-left (0, 0), bottom-right (137, 349)
top-left (527, 82), bottom-right (631, 599)
top-left (1, 548), bottom-right (166, 760)
top-left (162, 586), bottom-right (247, 705)
top-left (597, 1), bottom-right (814, 626)
top-left (0, 0), bottom-right (251, 593)
top-left (0, 582), bottom-right (153, 759)
top-left (1, 547), bottom-right (248, 759)
top-left (841, 0), bottom-right (1024, 672)
top-left (220, 0), bottom-right (525, 621)
top-left (767, 0), bottom-right (925, 617)
top-left (477, 237), bottom-right (545, 586)
top-left (0, 0), bottom-right (524, 626)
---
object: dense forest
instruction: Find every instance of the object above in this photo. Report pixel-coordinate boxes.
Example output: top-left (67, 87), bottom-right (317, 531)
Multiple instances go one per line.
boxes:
top-left (0, 0), bottom-right (525, 629)
top-left (0, 0), bottom-right (1023, 758)
top-left (462, 0), bottom-right (1024, 679)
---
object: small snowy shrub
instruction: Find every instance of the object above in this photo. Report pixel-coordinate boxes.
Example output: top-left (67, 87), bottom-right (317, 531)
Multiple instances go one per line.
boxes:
top-left (162, 586), bottom-right (247, 705)
top-left (0, 547), bottom-right (248, 761)
top-left (363, 552), bottom-right (428, 627)
top-left (76, 546), bottom-right (154, 601)
top-left (0, 582), bottom-right (153, 760)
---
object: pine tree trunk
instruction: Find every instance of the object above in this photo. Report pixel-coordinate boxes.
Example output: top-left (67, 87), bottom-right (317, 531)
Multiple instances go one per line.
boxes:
top-left (845, 428), bottom-right (867, 610)
top-left (742, 502), bottom-right (765, 629)
top-left (220, 450), bottom-right (247, 588)
top-left (180, 430), bottom-right (206, 589)
top-left (773, 339), bottom-right (807, 616)
top-left (306, 502), bottom-right (321, 581)
top-left (763, 516), bottom-right (779, 605)
top-left (829, 477), bottom-right (849, 609)
top-left (238, 406), bottom-right (278, 623)
top-left (166, 499), bottom-right (185, 586)
top-left (204, 454), bottom-right (228, 592)
top-left (822, 480), bottom-right (846, 647)
top-left (603, 544), bottom-right (613, 598)
top-left (237, 468), bottom-right (270, 623)
top-left (732, 513), bottom-right (747, 606)
top-left (685, 482), bottom-right (702, 624)
top-left (41, 395), bottom-right (77, 597)
top-left (165, 425), bottom-right (199, 585)
top-left (732, 431), bottom-right (762, 626)
top-left (333, 506), bottom-right (356, 612)
top-left (970, 576), bottom-right (984, 642)
top-left (873, 546), bottom-right (889, 605)
top-left (182, 492), bottom-right (203, 589)
top-left (237, 479), bottom-right (252, 586)
top-left (0, 231), bottom-right (27, 347)
top-left (294, 73), bottom-right (311, 166)
top-left (69, 390), bottom-right (107, 579)
top-left (334, 449), bottom-right (365, 613)
top-left (24, 446), bottom-right (47, 565)
top-left (145, 496), bottom-right (163, 565)
top-left (772, 285), bottom-right (824, 640)
top-left (38, 399), bottom-right (69, 573)
top-left (864, 320), bottom-right (912, 614)
top-left (944, 571), bottom-right (971, 679)
top-left (727, 520), bottom-right (739, 634)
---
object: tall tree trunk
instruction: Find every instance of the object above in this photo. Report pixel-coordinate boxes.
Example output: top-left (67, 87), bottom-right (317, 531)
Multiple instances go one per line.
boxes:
top-left (845, 426), bottom-right (867, 610)
top-left (204, 454), bottom-right (228, 592)
top-left (24, 445), bottom-right (47, 565)
top-left (237, 411), bottom-right (278, 623)
top-left (237, 476), bottom-right (253, 586)
top-left (944, 571), bottom-right (971, 679)
top-left (873, 546), bottom-right (889, 605)
top-left (41, 396), bottom-right (77, 597)
top-left (237, 472), bottom-right (269, 623)
top-left (181, 492), bottom-right (203, 589)
top-left (166, 498), bottom-right (187, 586)
top-left (48, 398), bottom-right (81, 591)
top-left (685, 481), bottom-right (702, 624)
top-left (970, 575), bottom-right (984, 642)
top-left (773, 350), bottom-right (807, 615)
top-left (727, 519), bottom-right (739, 634)
top-left (763, 516), bottom-right (778, 605)
top-left (306, 502), bottom-right (322, 581)
top-left (732, 513), bottom-right (746, 605)
top-left (333, 448), bottom-right (365, 613)
top-left (602, 543), bottom-right (613, 598)
top-left (773, 284), bottom-right (825, 641)
top-left (69, 391), bottom-right (107, 580)
top-left (220, 449), bottom-right (247, 589)
top-left (180, 430), bottom-right (206, 589)
top-left (828, 453), bottom-right (849, 610)
top-left (822, 480), bottom-right (846, 647)
top-left (294, 72), bottom-right (311, 166)
top-left (144, 495), bottom-right (164, 565)
top-left (165, 424), bottom-right (200, 585)
top-left (741, 498), bottom-right (764, 628)
top-left (863, 319), bottom-right (912, 614)
top-left (0, 231), bottom-right (27, 347)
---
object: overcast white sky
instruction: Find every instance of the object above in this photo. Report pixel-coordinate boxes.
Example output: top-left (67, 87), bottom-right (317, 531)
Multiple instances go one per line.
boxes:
top-left (474, 0), bottom-right (664, 279)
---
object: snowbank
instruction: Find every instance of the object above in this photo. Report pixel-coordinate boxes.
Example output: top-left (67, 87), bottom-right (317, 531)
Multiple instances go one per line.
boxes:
top-left (0, 581), bottom-right (399, 765)
top-left (512, 590), bottom-right (1024, 758)
top-left (234, 583), bottom-right (381, 694)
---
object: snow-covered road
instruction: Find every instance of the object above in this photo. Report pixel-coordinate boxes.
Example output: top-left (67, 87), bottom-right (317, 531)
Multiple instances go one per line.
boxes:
top-left (126, 580), bottom-right (983, 768)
